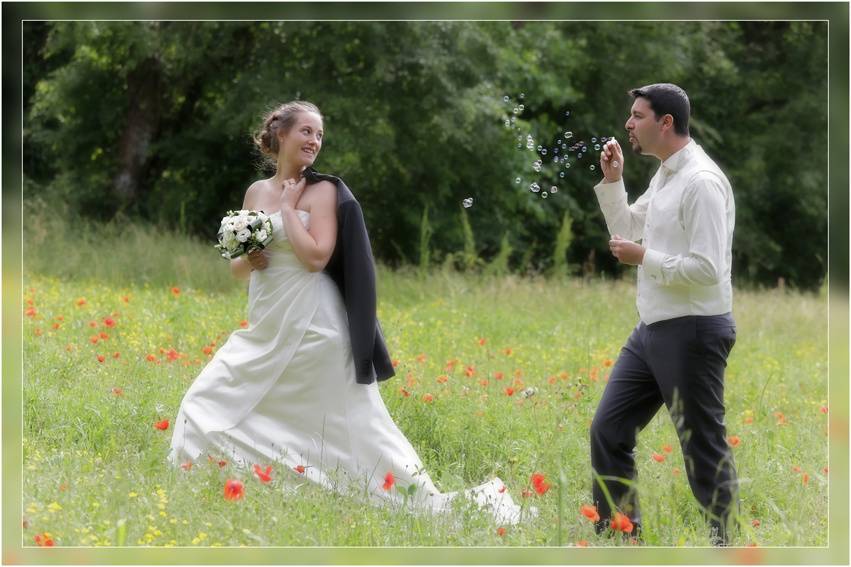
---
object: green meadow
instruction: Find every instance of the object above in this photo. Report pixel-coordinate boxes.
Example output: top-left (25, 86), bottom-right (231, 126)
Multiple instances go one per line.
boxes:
top-left (21, 210), bottom-right (828, 547)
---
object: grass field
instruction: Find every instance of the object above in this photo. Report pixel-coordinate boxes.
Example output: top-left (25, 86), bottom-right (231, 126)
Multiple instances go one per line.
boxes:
top-left (20, 208), bottom-right (828, 547)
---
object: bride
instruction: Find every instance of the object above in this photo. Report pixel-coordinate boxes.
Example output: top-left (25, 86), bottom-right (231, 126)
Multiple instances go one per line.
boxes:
top-left (167, 101), bottom-right (523, 525)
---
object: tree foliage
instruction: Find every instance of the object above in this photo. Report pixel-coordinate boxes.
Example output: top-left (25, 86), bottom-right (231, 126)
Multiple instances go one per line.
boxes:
top-left (23, 21), bottom-right (827, 289)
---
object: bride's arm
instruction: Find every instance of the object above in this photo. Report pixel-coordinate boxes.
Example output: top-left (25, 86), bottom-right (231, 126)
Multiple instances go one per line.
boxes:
top-left (280, 180), bottom-right (337, 272)
top-left (230, 183), bottom-right (264, 280)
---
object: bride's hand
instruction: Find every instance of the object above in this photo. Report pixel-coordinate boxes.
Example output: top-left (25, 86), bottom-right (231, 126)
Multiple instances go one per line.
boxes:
top-left (246, 249), bottom-right (269, 271)
top-left (280, 177), bottom-right (307, 211)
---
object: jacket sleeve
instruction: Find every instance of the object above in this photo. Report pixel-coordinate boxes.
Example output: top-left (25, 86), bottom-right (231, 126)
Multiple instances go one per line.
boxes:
top-left (341, 200), bottom-right (380, 383)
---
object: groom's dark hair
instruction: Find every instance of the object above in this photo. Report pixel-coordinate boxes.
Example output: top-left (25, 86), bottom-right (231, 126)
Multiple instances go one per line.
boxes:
top-left (628, 83), bottom-right (690, 137)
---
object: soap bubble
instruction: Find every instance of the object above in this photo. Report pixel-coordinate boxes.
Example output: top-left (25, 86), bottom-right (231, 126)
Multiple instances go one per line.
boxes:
top-left (462, 198), bottom-right (473, 208)
top-left (530, 182), bottom-right (540, 193)
top-left (541, 192), bottom-right (549, 199)
top-left (515, 177), bottom-right (521, 184)
top-left (590, 165), bottom-right (596, 171)
top-left (503, 95), bottom-right (510, 103)
top-left (550, 186), bottom-right (558, 193)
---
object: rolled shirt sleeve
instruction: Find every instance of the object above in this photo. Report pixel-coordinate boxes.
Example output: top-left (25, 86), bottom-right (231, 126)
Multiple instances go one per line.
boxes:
top-left (593, 178), bottom-right (654, 242)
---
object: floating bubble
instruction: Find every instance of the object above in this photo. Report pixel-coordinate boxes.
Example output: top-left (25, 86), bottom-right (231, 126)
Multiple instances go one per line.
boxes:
top-left (565, 131), bottom-right (574, 139)
top-left (517, 135), bottom-right (522, 141)
top-left (541, 148), bottom-right (548, 155)
top-left (565, 162), bottom-right (571, 169)
top-left (518, 104), bottom-right (525, 112)
top-left (612, 160), bottom-right (620, 168)
top-left (554, 147), bottom-right (560, 154)
top-left (530, 182), bottom-right (540, 193)
top-left (592, 137), bottom-right (597, 143)
top-left (594, 144), bottom-right (601, 151)
top-left (559, 171), bottom-right (565, 178)
top-left (516, 143), bottom-right (522, 149)
top-left (504, 120), bottom-right (511, 128)
top-left (541, 191), bottom-right (549, 199)
top-left (553, 157), bottom-right (559, 164)
top-left (590, 165), bottom-right (596, 171)
top-left (557, 139), bottom-right (562, 145)
top-left (462, 198), bottom-right (473, 208)
top-left (550, 186), bottom-right (558, 193)
top-left (561, 144), bottom-right (567, 150)
top-left (503, 95), bottom-right (510, 103)
top-left (515, 177), bottom-right (522, 184)
top-left (520, 92), bottom-right (525, 99)
top-left (601, 136), bottom-right (608, 143)
top-left (513, 107), bottom-right (520, 115)
top-left (565, 110), bottom-right (571, 117)
top-left (537, 145), bottom-right (543, 152)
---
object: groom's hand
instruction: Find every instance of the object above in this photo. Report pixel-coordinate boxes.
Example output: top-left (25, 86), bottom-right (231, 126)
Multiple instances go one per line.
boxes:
top-left (600, 139), bottom-right (624, 183)
top-left (609, 234), bottom-right (645, 266)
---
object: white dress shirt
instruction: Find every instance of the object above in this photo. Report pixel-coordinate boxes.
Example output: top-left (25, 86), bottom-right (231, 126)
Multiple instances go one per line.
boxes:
top-left (593, 140), bottom-right (735, 325)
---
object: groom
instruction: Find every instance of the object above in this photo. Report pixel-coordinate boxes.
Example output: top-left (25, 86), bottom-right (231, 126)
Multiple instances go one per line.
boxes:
top-left (589, 83), bottom-right (739, 545)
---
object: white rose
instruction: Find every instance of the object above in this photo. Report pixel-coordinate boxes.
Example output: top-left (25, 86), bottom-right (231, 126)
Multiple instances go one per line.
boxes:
top-left (236, 228), bottom-right (251, 243)
top-left (256, 229), bottom-right (268, 242)
top-left (233, 219), bottom-right (247, 231)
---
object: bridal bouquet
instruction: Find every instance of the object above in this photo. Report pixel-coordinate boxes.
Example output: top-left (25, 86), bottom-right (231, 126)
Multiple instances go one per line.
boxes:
top-left (214, 210), bottom-right (273, 259)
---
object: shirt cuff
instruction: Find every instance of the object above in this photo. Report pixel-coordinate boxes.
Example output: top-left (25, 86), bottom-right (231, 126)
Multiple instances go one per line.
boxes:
top-left (642, 248), bottom-right (667, 283)
top-left (593, 178), bottom-right (626, 207)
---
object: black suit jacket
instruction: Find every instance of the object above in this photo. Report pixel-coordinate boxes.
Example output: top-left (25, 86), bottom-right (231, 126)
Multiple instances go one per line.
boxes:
top-left (302, 167), bottom-right (395, 384)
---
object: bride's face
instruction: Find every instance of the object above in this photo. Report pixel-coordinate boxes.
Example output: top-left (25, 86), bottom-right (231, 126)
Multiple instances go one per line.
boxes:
top-left (279, 111), bottom-right (324, 167)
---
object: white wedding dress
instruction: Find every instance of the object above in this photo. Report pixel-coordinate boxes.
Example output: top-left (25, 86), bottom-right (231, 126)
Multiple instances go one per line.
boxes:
top-left (168, 210), bottom-right (523, 524)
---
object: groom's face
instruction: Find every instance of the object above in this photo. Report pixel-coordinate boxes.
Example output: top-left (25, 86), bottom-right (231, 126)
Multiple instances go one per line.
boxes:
top-left (624, 97), bottom-right (661, 157)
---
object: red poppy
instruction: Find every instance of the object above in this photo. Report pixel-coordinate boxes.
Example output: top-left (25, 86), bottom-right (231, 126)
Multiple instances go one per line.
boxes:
top-left (662, 444), bottom-right (673, 454)
top-left (652, 452), bottom-right (665, 463)
top-left (478, 338), bottom-right (487, 346)
top-left (580, 504), bottom-right (600, 523)
top-left (823, 466), bottom-right (829, 475)
top-left (752, 519), bottom-right (761, 527)
top-left (465, 366), bottom-right (476, 377)
top-left (521, 489), bottom-right (532, 498)
top-left (603, 358), bottom-right (614, 367)
top-left (111, 387), bottom-right (123, 396)
top-left (146, 354), bottom-right (158, 362)
top-left (610, 512), bottom-right (634, 533)
top-left (416, 353), bottom-right (427, 363)
top-left (88, 320), bottom-right (98, 328)
top-left (504, 387), bottom-right (515, 396)
top-left (97, 354), bottom-right (106, 363)
top-left (382, 471), bottom-right (395, 491)
top-left (103, 317), bottom-right (115, 328)
top-left (792, 465), bottom-right (802, 473)
top-left (576, 540), bottom-right (588, 547)
top-left (122, 295), bottom-right (130, 303)
top-left (479, 379), bottom-right (489, 387)
top-left (436, 375), bottom-right (448, 384)
top-left (547, 375), bottom-right (557, 385)
top-left (34, 533), bottom-right (54, 547)
top-left (165, 349), bottom-right (180, 361)
top-left (76, 297), bottom-right (86, 306)
top-left (25, 307), bottom-right (37, 318)
top-left (744, 415), bottom-right (754, 424)
top-left (99, 331), bottom-right (109, 340)
top-left (180, 461), bottom-right (193, 471)
top-left (422, 393), bottom-right (434, 403)
top-left (218, 459), bottom-right (228, 468)
top-left (494, 372), bottom-right (504, 380)
top-left (399, 388), bottom-right (410, 397)
top-left (253, 464), bottom-right (273, 483)
top-left (89, 336), bottom-right (99, 344)
top-left (223, 479), bottom-right (244, 501)
top-left (498, 485), bottom-right (507, 493)
top-left (239, 320), bottom-right (249, 328)
top-left (531, 472), bottom-right (550, 495)
top-left (672, 467), bottom-right (681, 476)
top-left (294, 465), bottom-right (306, 474)
top-left (727, 435), bottom-right (741, 448)
top-left (171, 287), bottom-right (181, 297)
top-left (802, 473), bottom-right (809, 486)
top-left (34, 328), bottom-right (43, 337)
top-left (202, 345), bottom-right (213, 355)
top-left (392, 359), bottom-right (399, 368)
top-left (820, 406), bottom-right (829, 414)
top-left (52, 323), bottom-right (61, 330)
top-left (445, 359), bottom-right (458, 370)
top-left (154, 419), bottom-right (169, 431)
top-left (774, 411), bottom-right (787, 426)
top-left (503, 348), bottom-right (513, 356)
top-left (496, 527), bottom-right (506, 537)
top-left (113, 352), bottom-right (120, 359)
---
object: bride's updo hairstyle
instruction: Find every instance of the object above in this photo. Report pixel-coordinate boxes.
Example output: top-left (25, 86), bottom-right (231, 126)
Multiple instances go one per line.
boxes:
top-left (253, 101), bottom-right (323, 165)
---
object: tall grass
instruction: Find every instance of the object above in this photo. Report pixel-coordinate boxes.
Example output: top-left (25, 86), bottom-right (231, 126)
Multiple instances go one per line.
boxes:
top-left (20, 207), bottom-right (829, 547)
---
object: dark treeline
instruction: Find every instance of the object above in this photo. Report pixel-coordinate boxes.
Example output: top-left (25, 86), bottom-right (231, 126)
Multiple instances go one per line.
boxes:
top-left (23, 21), bottom-right (827, 289)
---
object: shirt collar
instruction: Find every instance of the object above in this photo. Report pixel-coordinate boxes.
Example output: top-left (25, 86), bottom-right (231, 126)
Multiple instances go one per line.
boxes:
top-left (661, 138), bottom-right (696, 173)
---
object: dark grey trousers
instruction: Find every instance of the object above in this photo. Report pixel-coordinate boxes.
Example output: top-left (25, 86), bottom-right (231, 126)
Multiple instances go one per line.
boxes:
top-left (590, 313), bottom-right (739, 541)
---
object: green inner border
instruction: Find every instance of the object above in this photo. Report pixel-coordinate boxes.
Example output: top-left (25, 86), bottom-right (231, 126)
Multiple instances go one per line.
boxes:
top-left (3, 2), bottom-right (848, 564)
